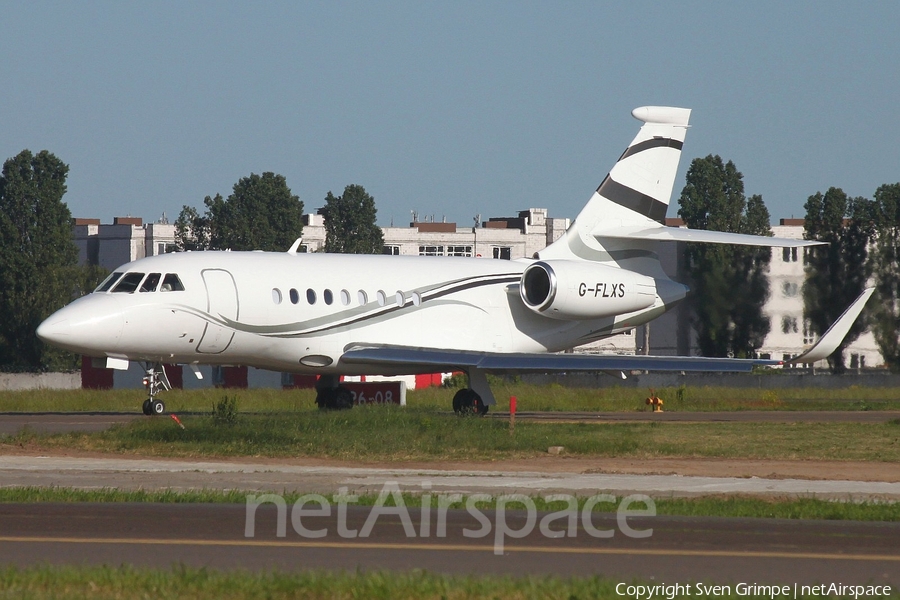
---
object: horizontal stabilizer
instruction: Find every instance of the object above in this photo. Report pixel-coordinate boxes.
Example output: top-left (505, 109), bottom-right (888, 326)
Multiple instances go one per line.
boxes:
top-left (595, 226), bottom-right (825, 248)
top-left (784, 287), bottom-right (875, 365)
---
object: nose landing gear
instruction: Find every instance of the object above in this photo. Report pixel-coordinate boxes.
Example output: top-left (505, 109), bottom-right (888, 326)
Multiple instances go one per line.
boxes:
top-left (142, 363), bottom-right (171, 416)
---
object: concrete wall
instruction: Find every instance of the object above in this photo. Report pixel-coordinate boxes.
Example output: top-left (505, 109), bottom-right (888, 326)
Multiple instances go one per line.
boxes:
top-left (0, 372), bottom-right (81, 391)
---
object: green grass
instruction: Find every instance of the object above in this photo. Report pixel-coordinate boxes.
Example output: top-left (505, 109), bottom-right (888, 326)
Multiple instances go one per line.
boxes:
top-left (0, 487), bottom-right (897, 521)
top-left (10, 565), bottom-right (891, 600)
top-left (3, 383), bottom-right (900, 413)
top-left (6, 407), bottom-right (900, 462)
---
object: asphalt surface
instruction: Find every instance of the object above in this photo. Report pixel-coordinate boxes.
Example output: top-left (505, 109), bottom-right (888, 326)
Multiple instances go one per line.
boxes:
top-left (0, 502), bottom-right (896, 585)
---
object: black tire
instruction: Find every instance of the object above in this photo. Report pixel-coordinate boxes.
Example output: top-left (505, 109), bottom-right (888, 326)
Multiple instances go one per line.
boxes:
top-left (316, 387), bottom-right (354, 410)
top-left (151, 399), bottom-right (166, 415)
top-left (142, 399), bottom-right (153, 416)
top-left (315, 388), bottom-right (333, 410)
top-left (453, 389), bottom-right (485, 416)
top-left (333, 387), bottom-right (354, 410)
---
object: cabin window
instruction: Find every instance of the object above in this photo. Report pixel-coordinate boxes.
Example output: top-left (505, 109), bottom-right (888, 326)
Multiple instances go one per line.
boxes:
top-left (411, 292), bottom-right (421, 307)
top-left (289, 289), bottom-right (299, 304)
top-left (273, 288), bottom-right (283, 305)
top-left (395, 291), bottom-right (405, 306)
top-left (95, 272), bottom-right (123, 293)
top-left (307, 288), bottom-right (317, 304)
top-left (376, 290), bottom-right (387, 306)
top-left (340, 289), bottom-right (351, 306)
top-left (112, 272), bottom-right (145, 293)
top-left (140, 273), bottom-right (161, 293)
top-left (160, 273), bottom-right (185, 292)
top-left (323, 289), bottom-right (334, 305)
top-left (357, 290), bottom-right (368, 305)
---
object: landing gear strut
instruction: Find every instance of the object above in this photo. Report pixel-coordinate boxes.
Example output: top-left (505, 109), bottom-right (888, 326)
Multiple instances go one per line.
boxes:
top-left (315, 376), bottom-right (354, 410)
top-left (141, 363), bottom-right (171, 416)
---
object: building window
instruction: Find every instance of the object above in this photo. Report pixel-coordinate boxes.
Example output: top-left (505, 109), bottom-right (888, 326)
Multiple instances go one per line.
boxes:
top-left (782, 281), bottom-right (799, 297)
top-left (802, 319), bottom-right (815, 345)
top-left (781, 316), bottom-right (798, 334)
top-left (419, 245), bottom-right (444, 256)
top-left (782, 247), bottom-right (798, 262)
top-left (493, 247), bottom-right (511, 260)
top-left (447, 245), bottom-right (472, 257)
top-left (383, 245), bottom-right (400, 255)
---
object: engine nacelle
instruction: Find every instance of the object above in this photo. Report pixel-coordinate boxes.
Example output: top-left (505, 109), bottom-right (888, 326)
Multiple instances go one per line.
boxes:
top-left (519, 260), bottom-right (657, 320)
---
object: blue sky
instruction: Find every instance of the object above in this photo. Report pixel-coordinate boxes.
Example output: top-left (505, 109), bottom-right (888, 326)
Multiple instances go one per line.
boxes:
top-left (3, 2), bottom-right (898, 228)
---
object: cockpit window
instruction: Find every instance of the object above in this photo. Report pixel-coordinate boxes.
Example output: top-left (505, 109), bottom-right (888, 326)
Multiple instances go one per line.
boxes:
top-left (160, 273), bottom-right (185, 292)
top-left (111, 272), bottom-right (145, 293)
top-left (95, 272), bottom-right (124, 293)
top-left (140, 273), bottom-right (161, 293)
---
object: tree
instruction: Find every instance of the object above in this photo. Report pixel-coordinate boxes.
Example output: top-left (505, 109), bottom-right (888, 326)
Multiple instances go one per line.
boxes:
top-left (802, 187), bottom-right (875, 373)
top-left (867, 183), bottom-right (900, 372)
top-left (174, 204), bottom-right (211, 251)
top-left (175, 173), bottom-right (303, 252)
top-left (0, 150), bottom-right (79, 369)
top-left (677, 155), bottom-right (772, 358)
top-left (321, 184), bottom-right (384, 254)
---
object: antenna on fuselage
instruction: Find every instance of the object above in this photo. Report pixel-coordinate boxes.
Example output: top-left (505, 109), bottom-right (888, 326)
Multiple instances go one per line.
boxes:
top-left (287, 237), bottom-right (303, 254)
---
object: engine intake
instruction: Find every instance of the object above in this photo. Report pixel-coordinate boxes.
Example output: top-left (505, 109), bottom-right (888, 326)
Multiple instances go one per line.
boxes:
top-left (519, 260), bottom-right (657, 320)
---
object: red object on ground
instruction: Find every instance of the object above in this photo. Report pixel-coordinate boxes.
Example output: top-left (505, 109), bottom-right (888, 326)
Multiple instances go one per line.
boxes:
top-left (170, 414), bottom-right (185, 429)
top-left (510, 396), bottom-right (517, 415)
top-left (80, 355), bottom-right (114, 390)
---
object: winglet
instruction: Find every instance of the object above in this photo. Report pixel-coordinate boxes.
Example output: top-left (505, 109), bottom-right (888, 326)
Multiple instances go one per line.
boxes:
top-left (785, 287), bottom-right (874, 365)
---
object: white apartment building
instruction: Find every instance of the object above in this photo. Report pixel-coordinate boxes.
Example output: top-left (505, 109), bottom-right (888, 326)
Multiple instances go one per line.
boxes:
top-left (71, 211), bottom-right (884, 367)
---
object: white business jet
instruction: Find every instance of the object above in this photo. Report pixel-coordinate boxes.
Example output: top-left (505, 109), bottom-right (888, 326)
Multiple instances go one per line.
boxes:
top-left (37, 107), bottom-right (873, 415)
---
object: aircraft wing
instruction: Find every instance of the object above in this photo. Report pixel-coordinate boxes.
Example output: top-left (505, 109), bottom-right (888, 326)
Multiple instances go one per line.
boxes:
top-left (341, 288), bottom-right (874, 374)
top-left (341, 344), bottom-right (769, 373)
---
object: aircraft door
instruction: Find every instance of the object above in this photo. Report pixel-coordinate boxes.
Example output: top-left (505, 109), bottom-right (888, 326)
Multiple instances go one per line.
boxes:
top-left (197, 269), bottom-right (239, 354)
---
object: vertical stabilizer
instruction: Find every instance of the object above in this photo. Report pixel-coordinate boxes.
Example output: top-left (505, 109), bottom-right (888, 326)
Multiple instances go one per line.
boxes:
top-left (542, 106), bottom-right (690, 261)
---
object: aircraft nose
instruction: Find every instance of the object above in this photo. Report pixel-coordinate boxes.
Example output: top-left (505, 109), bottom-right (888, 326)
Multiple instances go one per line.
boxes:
top-left (36, 295), bottom-right (125, 354)
top-left (36, 316), bottom-right (71, 346)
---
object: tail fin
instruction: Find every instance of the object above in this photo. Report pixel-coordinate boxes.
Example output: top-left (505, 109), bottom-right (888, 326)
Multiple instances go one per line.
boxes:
top-left (542, 106), bottom-right (690, 260)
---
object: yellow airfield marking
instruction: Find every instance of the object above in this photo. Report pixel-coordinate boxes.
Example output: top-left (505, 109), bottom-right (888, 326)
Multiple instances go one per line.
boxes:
top-left (0, 536), bottom-right (897, 562)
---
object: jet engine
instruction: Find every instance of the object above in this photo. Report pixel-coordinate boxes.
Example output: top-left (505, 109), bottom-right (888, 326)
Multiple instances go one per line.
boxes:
top-left (519, 260), bottom-right (657, 320)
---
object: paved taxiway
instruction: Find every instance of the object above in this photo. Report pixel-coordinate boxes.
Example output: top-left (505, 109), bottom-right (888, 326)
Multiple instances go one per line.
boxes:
top-left (1, 455), bottom-right (899, 500)
top-left (0, 503), bottom-right (896, 584)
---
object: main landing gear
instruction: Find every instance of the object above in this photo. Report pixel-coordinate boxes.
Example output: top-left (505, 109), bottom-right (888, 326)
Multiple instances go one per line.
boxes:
top-left (315, 376), bottom-right (353, 410)
top-left (452, 388), bottom-right (488, 416)
top-left (141, 362), bottom-right (171, 416)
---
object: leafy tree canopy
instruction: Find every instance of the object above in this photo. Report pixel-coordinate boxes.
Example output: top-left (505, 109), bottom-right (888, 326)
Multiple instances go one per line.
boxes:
top-left (865, 183), bottom-right (900, 371)
top-left (321, 184), bottom-right (384, 254)
top-left (802, 187), bottom-right (875, 373)
top-left (0, 150), bottom-right (79, 369)
top-left (176, 173), bottom-right (304, 252)
top-left (677, 155), bottom-right (772, 358)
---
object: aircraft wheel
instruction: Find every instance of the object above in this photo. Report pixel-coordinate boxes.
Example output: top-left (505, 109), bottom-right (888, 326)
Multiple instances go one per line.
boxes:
top-left (142, 399), bottom-right (153, 416)
top-left (453, 389), bottom-right (486, 416)
top-left (333, 387), bottom-right (354, 410)
top-left (151, 399), bottom-right (166, 415)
